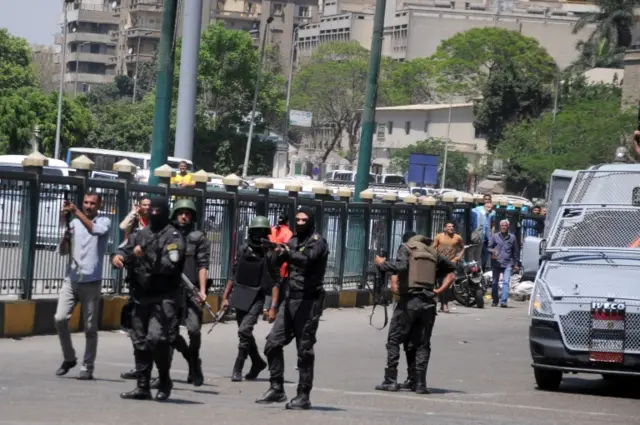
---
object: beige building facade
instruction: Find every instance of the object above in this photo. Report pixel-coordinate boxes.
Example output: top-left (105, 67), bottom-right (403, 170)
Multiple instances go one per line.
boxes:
top-left (289, 102), bottom-right (487, 177)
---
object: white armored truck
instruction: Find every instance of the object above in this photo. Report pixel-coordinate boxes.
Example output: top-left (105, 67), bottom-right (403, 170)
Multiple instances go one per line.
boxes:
top-left (522, 164), bottom-right (640, 391)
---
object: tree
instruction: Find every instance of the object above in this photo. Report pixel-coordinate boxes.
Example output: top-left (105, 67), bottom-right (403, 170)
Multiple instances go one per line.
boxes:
top-left (192, 23), bottom-right (285, 131)
top-left (36, 93), bottom-right (94, 157)
top-left (381, 58), bottom-right (442, 106)
top-left (431, 28), bottom-right (557, 95)
top-left (572, 0), bottom-right (637, 49)
top-left (473, 60), bottom-right (553, 151)
top-left (389, 138), bottom-right (469, 190)
top-left (291, 41), bottom-right (377, 163)
top-left (570, 38), bottom-right (625, 72)
top-left (497, 91), bottom-right (635, 188)
top-left (0, 29), bottom-right (37, 94)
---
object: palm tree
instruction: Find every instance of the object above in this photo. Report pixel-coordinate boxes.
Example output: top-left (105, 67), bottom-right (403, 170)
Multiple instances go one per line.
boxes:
top-left (570, 37), bottom-right (626, 71)
top-left (572, 0), bottom-right (639, 48)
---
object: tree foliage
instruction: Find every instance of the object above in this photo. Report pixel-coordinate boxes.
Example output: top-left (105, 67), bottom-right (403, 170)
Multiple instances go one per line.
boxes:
top-left (474, 60), bottom-right (553, 151)
top-left (389, 138), bottom-right (469, 190)
top-left (497, 85), bottom-right (635, 187)
top-left (572, 0), bottom-right (637, 49)
top-left (431, 28), bottom-right (557, 95)
top-left (291, 41), bottom-right (394, 162)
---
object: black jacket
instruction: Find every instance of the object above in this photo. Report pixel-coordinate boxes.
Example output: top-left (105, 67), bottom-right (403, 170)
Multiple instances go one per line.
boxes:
top-left (116, 224), bottom-right (186, 299)
top-left (280, 232), bottom-right (329, 295)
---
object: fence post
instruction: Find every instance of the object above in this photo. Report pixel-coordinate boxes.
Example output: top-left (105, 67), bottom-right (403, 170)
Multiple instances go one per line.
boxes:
top-left (153, 165), bottom-right (175, 197)
top-left (254, 178), bottom-right (273, 216)
top-left (403, 194), bottom-right (417, 230)
top-left (337, 187), bottom-right (352, 289)
top-left (222, 174), bottom-right (241, 282)
top-left (113, 160), bottom-right (138, 294)
top-left (191, 170), bottom-right (209, 231)
top-left (359, 189), bottom-right (375, 290)
top-left (421, 195), bottom-right (437, 238)
top-left (70, 155), bottom-right (93, 202)
top-left (285, 181), bottom-right (302, 220)
top-left (382, 192), bottom-right (397, 256)
top-left (20, 152), bottom-right (46, 300)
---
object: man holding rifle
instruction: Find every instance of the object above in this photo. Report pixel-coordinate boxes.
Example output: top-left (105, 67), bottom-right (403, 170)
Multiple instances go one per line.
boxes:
top-left (222, 216), bottom-right (280, 382)
top-left (112, 196), bottom-right (186, 401)
top-left (160, 199), bottom-right (210, 388)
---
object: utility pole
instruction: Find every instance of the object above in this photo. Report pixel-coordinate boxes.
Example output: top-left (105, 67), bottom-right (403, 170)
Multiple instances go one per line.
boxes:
top-left (440, 100), bottom-right (453, 189)
top-left (148, 0), bottom-right (179, 186)
top-left (55, 0), bottom-right (74, 159)
top-left (277, 26), bottom-right (299, 178)
top-left (174, 0), bottom-right (203, 161)
top-left (353, 0), bottom-right (386, 201)
top-left (241, 16), bottom-right (274, 179)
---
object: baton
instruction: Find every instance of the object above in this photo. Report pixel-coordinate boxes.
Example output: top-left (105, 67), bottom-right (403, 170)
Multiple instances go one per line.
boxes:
top-left (181, 273), bottom-right (227, 334)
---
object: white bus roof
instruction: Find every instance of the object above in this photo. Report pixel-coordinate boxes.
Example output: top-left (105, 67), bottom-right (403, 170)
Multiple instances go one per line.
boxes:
top-left (68, 148), bottom-right (193, 163)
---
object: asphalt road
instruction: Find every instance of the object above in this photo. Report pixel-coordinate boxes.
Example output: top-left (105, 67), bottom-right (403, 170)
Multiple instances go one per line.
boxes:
top-left (0, 303), bottom-right (639, 425)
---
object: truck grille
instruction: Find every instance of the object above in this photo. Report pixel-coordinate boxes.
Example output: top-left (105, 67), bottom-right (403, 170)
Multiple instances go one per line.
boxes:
top-left (559, 311), bottom-right (640, 354)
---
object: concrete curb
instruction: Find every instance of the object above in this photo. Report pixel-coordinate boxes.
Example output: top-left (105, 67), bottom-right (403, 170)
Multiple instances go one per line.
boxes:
top-left (0, 289), bottom-right (377, 338)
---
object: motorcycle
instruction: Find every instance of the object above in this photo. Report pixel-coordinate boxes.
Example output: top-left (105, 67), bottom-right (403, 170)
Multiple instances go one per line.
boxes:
top-left (451, 244), bottom-right (488, 309)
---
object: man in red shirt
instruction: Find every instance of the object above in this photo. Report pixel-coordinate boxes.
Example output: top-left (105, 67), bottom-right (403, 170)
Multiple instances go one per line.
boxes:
top-left (265, 214), bottom-right (293, 319)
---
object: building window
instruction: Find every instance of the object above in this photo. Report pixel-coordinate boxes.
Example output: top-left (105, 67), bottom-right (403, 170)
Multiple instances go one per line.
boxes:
top-left (474, 127), bottom-right (486, 139)
top-left (82, 84), bottom-right (91, 93)
top-left (376, 123), bottom-right (385, 141)
top-left (297, 6), bottom-right (310, 17)
top-left (272, 3), bottom-right (283, 15)
top-left (424, 120), bottom-right (429, 133)
top-left (404, 121), bottom-right (411, 135)
top-left (387, 121), bottom-right (393, 135)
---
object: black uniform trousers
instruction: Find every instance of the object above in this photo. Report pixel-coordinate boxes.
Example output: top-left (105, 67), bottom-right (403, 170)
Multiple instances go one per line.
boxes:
top-left (386, 292), bottom-right (437, 375)
top-left (264, 292), bottom-right (324, 391)
top-left (236, 294), bottom-right (266, 359)
top-left (174, 293), bottom-right (203, 357)
top-left (130, 296), bottom-right (180, 385)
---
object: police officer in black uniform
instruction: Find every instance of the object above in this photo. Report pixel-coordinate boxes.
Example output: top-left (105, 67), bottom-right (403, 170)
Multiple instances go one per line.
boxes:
top-left (165, 199), bottom-right (210, 387)
top-left (374, 234), bottom-right (456, 394)
top-left (222, 216), bottom-right (280, 382)
top-left (112, 196), bottom-right (186, 401)
top-left (256, 206), bottom-right (329, 410)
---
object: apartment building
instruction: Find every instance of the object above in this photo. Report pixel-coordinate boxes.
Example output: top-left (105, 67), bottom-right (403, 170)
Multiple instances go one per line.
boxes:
top-left (53, 0), bottom-right (119, 94)
top-left (298, 0), bottom-right (599, 69)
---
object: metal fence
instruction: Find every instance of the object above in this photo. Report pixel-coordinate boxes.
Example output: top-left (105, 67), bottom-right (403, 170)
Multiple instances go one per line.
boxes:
top-left (0, 168), bottom-right (545, 299)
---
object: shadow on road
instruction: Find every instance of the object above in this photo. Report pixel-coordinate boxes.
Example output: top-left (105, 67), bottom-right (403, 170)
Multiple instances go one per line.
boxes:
top-left (543, 377), bottom-right (640, 400)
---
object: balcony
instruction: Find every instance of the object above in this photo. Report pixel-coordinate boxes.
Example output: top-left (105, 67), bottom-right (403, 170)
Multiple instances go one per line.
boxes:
top-left (130, 0), bottom-right (164, 13)
top-left (125, 52), bottom-right (156, 64)
top-left (53, 72), bottom-right (115, 85)
top-left (58, 6), bottom-right (119, 26)
top-left (126, 27), bottom-right (161, 38)
top-left (69, 52), bottom-right (114, 65)
top-left (214, 10), bottom-right (261, 21)
top-left (514, 0), bottom-right (599, 14)
top-left (55, 31), bottom-right (115, 46)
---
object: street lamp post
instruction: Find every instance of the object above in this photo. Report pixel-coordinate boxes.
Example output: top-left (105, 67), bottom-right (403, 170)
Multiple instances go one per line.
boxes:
top-left (278, 26), bottom-right (299, 175)
top-left (241, 16), bottom-right (274, 179)
top-left (55, 0), bottom-right (76, 160)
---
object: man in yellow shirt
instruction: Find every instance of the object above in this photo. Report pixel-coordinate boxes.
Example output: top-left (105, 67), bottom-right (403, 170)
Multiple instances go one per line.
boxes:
top-left (170, 161), bottom-right (196, 188)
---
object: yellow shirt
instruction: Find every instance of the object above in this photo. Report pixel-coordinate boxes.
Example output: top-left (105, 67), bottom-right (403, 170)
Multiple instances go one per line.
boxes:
top-left (170, 172), bottom-right (194, 186)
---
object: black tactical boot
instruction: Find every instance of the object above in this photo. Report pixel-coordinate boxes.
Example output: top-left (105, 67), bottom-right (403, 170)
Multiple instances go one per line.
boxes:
top-left (155, 378), bottom-right (173, 401)
top-left (231, 356), bottom-right (245, 382)
top-left (255, 380), bottom-right (287, 404)
top-left (120, 368), bottom-right (138, 380)
top-left (173, 335), bottom-right (193, 383)
top-left (398, 351), bottom-right (416, 391)
top-left (375, 368), bottom-right (399, 392)
top-left (191, 357), bottom-right (204, 387)
top-left (286, 387), bottom-right (312, 410)
top-left (414, 370), bottom-right (430, 395)
top-left (120, 363), bottom-right (152, 400)
top-left (245, 344), bottom-right (267, 380)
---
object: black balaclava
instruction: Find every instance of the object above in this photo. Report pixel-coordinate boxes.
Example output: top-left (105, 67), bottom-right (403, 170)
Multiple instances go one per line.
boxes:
top-left (248, 228), bottom-right (270, 248)
top-left (149, 196), bottom-right (170, 231)
top-left (277, 213), bottom-right (288, 227)
top-left (295, 206), bottom-right (315, 239)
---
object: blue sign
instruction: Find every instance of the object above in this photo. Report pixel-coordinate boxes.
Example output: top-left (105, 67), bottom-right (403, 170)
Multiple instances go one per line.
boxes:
top-left (312, 167), bottom-right (320, 176)
top-left (408, 153), bottom-right (439, 186)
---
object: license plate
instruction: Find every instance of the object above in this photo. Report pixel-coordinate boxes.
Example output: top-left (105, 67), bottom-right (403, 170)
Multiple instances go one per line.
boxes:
top-left (589, 302), bottom-right (626, 363)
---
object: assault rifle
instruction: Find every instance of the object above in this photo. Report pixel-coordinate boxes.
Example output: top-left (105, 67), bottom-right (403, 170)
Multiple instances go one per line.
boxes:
top-left (181, 274), bottom-right (227, 334)
top-left (366, 248), bottom-right (390, 330)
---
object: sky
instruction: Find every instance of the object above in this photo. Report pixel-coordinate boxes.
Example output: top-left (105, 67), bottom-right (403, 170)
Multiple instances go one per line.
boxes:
top-left (0, 0), bottom-right (61, 46)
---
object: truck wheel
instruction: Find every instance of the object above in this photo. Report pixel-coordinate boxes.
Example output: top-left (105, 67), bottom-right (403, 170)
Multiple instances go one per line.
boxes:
top-left (534, 368), bottom-right (562, 391)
